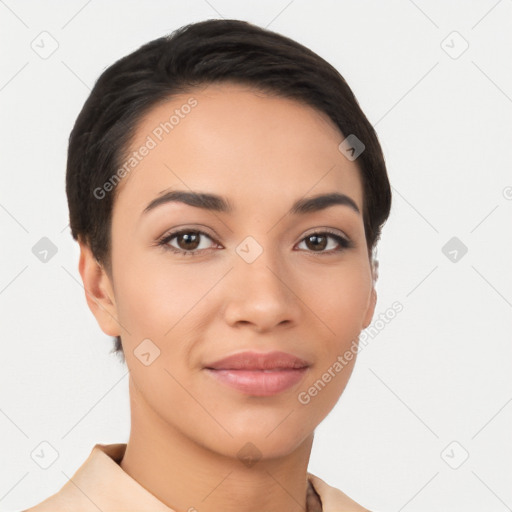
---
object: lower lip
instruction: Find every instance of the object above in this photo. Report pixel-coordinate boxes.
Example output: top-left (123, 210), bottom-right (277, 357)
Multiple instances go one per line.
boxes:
top-left (205, 368), bottom-right (308, 396)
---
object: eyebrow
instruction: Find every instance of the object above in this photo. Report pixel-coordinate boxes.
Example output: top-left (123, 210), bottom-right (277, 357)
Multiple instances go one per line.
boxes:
top-left (142, 190), bottom-right (360, 216)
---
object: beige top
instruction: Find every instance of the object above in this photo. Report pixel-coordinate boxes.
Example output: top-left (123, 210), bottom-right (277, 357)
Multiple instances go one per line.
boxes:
top-left (23, 443), bottom-right (371, 512)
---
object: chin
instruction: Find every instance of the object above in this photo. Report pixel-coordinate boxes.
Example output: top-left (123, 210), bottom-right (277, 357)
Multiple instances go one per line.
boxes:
top-left (200, 416), bottom-right (314, 462)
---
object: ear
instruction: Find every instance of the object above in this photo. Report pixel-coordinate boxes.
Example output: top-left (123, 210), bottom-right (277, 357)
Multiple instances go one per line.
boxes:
top-left (78, 240), bottom-right (121, 337)
top-left (362, 257), bottom-right (379, 330)
top-left (362, 286), bottom-right (377, 330)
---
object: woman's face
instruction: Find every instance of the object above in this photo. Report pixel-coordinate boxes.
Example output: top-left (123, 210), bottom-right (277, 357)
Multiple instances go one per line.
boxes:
top-left (90, 82), bottom-right (376, 459)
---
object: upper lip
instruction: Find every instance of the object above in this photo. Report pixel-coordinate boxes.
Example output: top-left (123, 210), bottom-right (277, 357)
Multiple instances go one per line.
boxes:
top-left (204, 350), bottom-right (311, 371)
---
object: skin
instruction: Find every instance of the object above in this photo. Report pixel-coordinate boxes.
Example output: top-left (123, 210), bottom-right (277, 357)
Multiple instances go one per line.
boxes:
top-left (78, 82), bottom-right (376, 512)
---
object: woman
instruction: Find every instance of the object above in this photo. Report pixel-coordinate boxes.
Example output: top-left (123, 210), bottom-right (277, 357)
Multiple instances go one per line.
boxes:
top-left (25, 18), bottom-right (391, 512)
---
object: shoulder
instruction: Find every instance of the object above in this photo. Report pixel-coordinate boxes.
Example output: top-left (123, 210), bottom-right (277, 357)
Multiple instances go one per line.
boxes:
top-left (308, 472), bottom-right (374, 512)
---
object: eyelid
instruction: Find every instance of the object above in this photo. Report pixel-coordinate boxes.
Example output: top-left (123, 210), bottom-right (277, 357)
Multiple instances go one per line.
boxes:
top-left (300, 226), bottom-right (349, 241)
top-left (158, 225), bottom-right (349, 243)
top-left (157, 224), bottom-right (221, 243)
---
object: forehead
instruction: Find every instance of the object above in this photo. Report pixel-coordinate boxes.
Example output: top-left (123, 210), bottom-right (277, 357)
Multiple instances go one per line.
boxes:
top-left (113, 82), bottom-right (364, 217)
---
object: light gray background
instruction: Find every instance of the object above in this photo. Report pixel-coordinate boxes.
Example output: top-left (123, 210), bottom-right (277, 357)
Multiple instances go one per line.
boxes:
top-left (1, 1), bottom-right (511, 511)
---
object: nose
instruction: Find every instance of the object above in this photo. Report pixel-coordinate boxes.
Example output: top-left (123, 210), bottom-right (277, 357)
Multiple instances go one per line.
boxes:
top-left (222, 248), bottom-right (302, 333)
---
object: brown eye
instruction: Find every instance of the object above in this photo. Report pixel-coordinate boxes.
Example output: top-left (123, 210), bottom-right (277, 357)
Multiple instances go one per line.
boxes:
top-left (297, 231), bottom-right (352, 254)
top-left (174, 231), bottom-right (202, 251)
top-left (159, 229), bottom-right (217, 256)
top-left (304, 234), bottom-right (328, 251)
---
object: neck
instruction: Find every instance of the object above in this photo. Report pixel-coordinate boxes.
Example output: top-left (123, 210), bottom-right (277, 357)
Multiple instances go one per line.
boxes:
top-left (120, 375), bottom-right (315, 512)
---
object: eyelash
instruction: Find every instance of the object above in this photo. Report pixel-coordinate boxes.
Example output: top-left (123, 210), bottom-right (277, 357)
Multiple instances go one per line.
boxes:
top-left (156, 228), bottom-right (354, 257)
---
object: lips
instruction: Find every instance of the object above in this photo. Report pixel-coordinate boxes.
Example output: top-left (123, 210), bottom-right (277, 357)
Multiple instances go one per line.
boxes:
top-left (204, 351), bottom-right (310, 396)
top-left (204, 350), bottom-right (311, 371)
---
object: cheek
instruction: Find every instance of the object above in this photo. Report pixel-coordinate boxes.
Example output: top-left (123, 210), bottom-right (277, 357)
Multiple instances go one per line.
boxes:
top-left (113, 254), bottom-right (215, 339)
top-left (114, 259), bottom-right (207, 415)
top-left (299, 262), bottom-right (371, 343)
